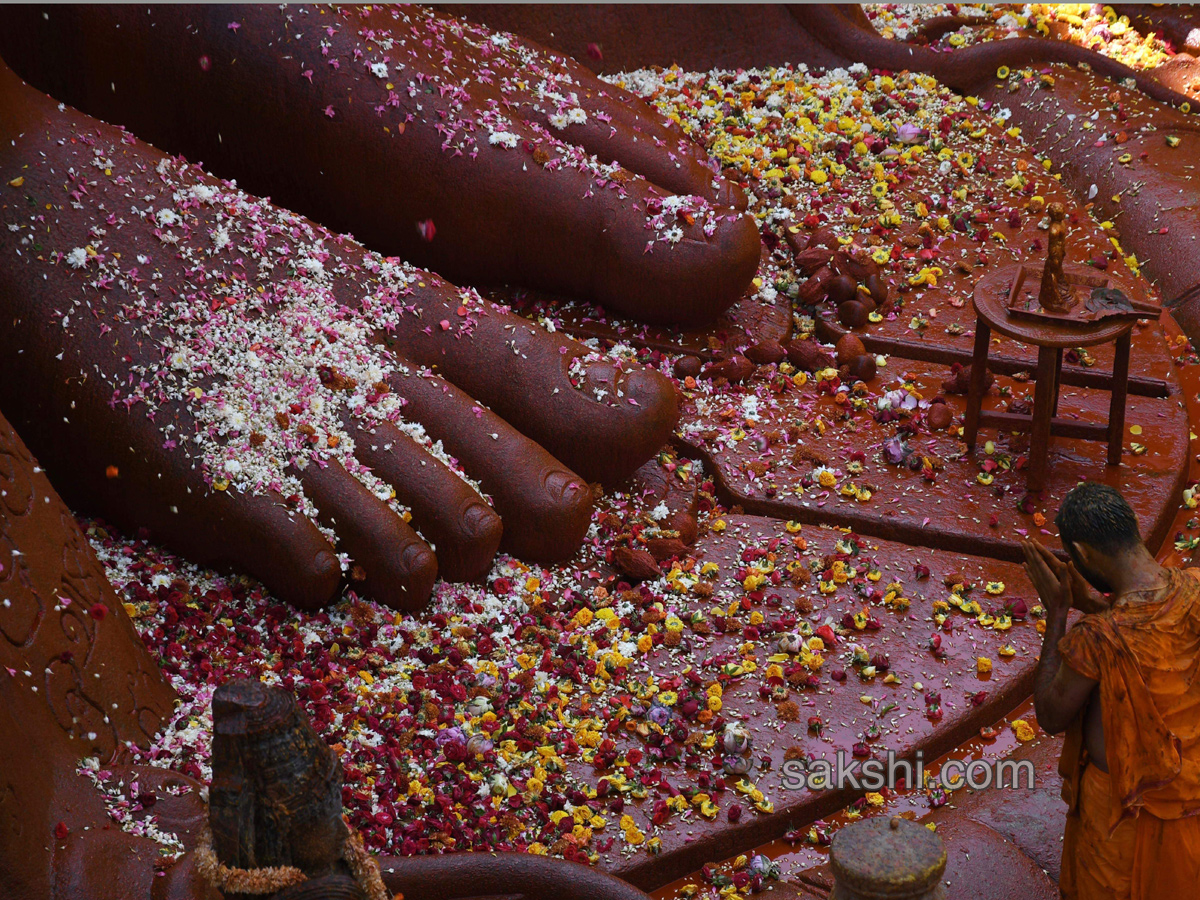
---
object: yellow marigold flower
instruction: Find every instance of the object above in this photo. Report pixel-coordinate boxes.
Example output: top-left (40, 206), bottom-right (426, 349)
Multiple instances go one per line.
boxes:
top-left (818, 470), bottom-right (838, 489)
top-left (977, 657), bottom-right (993, 674)
top-left (1012, 719), bottom-right (1036, 742)
top-left (808, 169), bottom-right (828, 185)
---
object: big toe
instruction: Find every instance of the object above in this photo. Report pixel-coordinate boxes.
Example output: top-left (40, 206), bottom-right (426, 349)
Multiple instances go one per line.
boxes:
top-left (613, 203), bottom-right (761, 327)
top-left (713, 175), bottom-right (749, 211)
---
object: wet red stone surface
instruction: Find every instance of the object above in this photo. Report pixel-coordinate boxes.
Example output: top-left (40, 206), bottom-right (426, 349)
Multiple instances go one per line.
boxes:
top-left (650, 697), bottom-right (1065, 898)
top-left (572, 514), bottom-right (1044, 886)
top-left (675, 347), bottom-right (1187, 564)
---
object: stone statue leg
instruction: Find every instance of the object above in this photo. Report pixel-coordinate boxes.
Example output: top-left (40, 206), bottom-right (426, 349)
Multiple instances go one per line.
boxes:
top-left (0, 406), bottom-right (203, 900)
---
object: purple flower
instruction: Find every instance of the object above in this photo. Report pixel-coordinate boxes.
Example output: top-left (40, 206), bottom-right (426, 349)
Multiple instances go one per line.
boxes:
top-left (883, 436), bottom-right (911, 466)
top-left (647, 704), bottom-right (672, 727)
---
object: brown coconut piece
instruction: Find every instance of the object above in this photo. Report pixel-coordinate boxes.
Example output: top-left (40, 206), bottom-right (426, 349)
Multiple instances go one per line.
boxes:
top-left (786, 340), bottom-right (836, 373)
top-left (612, 546), bottom-right (661, 581)
top-left (826, 274), bottom-right (858, 307)
top-left (927, 401), bottom-right (954, 431)
top-left (702, 355), bottom-right (755, 384)
top-left (835, 334), bottom-right (866, 367)
top-left (672, 355), bottom-right (703, 379)
top-left (744, 339), bottom-right (788, 366)
top-left (838, 300), bottom-right (872, 329)
top-left (848, 354), bottom-right (878, 383)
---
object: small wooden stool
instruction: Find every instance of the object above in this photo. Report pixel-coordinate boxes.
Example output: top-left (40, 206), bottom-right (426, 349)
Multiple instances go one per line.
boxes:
top-left (963, 267), bottom-right (1135, 492)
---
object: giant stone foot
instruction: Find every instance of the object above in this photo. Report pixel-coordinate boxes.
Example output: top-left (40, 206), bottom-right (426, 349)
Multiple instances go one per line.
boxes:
top-left (0, 59), bottom-right (678, 611)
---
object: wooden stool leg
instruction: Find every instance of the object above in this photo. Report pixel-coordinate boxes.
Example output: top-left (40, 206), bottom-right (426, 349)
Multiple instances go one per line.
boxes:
top-left (964, 320), bottom-right (991, 450)
top-left (1107, 330), bottom-right (1132, 465)
top-left (1028, 345), bottom-right (1059, 492)
top-left (1052, 348), bottom-right (1063, 416)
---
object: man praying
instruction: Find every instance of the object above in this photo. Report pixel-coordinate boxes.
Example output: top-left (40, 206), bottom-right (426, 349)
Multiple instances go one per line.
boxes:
top-left (1024, 482), bottom-right (1200, 899)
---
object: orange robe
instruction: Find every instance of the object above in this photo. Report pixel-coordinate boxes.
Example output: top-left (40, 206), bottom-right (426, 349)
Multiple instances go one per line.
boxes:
top-left (1057, 567), bottom-right (1200, 898)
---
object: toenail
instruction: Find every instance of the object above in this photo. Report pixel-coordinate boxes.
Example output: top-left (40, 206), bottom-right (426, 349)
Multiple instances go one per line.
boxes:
top-left (400, 540), bottom-right (435, 574)
top-left (544, 469), bottom-right (587, 504)
top-left (313, 548), bottom-right (339, 582)
top-left (463, 502), bottom-right (496, 538)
